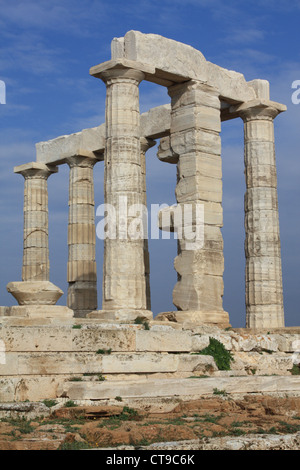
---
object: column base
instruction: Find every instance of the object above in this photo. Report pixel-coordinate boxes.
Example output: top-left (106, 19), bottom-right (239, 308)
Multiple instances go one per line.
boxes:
top-left (87, 309), bottom-right (153, 322)
top-left (156, 310), bottom-right (231, 328)
top-left (0, 305), bottom-right (74, 319)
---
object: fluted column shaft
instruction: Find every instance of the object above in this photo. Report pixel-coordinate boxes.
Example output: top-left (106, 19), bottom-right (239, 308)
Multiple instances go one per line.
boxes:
top-left (101, 68), bottom-right (149, 312)
top-left (15, 163), bottom-right (57, 282)
top-left (168, 81), bottom-right (229, 326)
top-left (66, 154), bottom-right (98, 317)
top-left (239, 102), bottom-right (285, 328)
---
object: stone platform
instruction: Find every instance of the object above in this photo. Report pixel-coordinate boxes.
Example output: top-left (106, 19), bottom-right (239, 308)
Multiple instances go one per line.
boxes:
top-left (0, 315), bottom-right (299, 404)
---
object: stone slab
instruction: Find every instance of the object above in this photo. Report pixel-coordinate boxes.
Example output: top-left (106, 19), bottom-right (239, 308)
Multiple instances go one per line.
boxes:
top-left (59, 376), bottom-right (300, 400)
top-left (3, 305), bottom-right (73, 318)
top-left (0, 352), bottom-right (182, 375)
top-left (0, 376), bottom-right (69, 402)
top-left (0, 325), bottom-right (137, 352)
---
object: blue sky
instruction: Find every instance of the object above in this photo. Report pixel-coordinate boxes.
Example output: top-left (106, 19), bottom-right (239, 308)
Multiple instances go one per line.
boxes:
top-left (0, 0), bottom-right (300, 327)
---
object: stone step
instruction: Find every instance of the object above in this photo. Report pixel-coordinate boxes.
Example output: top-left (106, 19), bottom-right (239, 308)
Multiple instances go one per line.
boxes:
top-left (0, 324), bottom-right (193, 353)
top-left (59, 376), bottom-right (300, 401)
top-left (0, 351), bottom-right (217, 376)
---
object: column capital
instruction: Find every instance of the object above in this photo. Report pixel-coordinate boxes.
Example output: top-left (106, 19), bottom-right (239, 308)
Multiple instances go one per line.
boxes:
top-left (14, 162), bottom-right (58, 180)
top-left (65, 152), bottom-right (99, 169)
top-left (233, 99), bottom-right (286, 122)
top-left (90, 58), bottom-right (153, 85)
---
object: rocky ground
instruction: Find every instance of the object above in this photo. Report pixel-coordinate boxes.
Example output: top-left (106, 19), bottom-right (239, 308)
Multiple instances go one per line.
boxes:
top-left (0, 395), bottom-right (300, 450)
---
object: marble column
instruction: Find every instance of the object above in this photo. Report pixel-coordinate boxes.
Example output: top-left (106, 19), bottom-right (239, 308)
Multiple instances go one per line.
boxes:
top-left (16, 162), bottom-right (57, 282)
top-left (89, 64), bottom-right (152, 321)
top-left (161, 81), bottom-right (230, 327)
top-left (66, 153), bottom-right (98, 317)
top-left (237, 98), bottom-right (286, 328)
top-left (6, 162), bottom-right (72, 316)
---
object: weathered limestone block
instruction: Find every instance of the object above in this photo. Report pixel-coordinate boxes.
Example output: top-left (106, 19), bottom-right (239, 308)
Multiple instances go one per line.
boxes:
top-left (101, 353), bottom-right (178, 374)
top-left (176, 354), bottom-right (218, 373)
top-left (121, 31), bottom-right (256, 104)
top-left (271, 334), bottom-right (300, 353)
top-left (0, 376), bottom-right (69, 402)
top-left (191, 334), bottom-right (210, 352)
top-left (6, 281), bottom-right (63, 306)
top-left (72, 326), bottom-right (136, 352)
top-left (231, 352), bottom-right (294, 375)
top-left (136, 329), bottom-right (192, 352)
top-left (0, 326), bottom-right (72, 352)
top-left (0, 323), bottom-right (137, 352)
top-left (2, 306), bottom-right (73, 318)
top-left (123, 30), bottom-right (208, 84)
top-left (157, 136), bottom-right (178, 164)
top-left (232, 334), bottom-right (279, 352)
top-left (0, 352), bottom-right (103, 375)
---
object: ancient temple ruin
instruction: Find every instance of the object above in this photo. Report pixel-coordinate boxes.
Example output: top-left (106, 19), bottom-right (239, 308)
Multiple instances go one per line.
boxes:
top-left (1, 32), bottom-right (300, 408)
top-left (3, 31), bottom-right (286, 329)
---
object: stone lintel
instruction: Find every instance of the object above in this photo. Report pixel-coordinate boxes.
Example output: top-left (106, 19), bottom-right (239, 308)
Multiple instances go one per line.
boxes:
top-left (36, 124), bottom-right (106, 165)
top-left (35, 103), bottom-right (248, 166)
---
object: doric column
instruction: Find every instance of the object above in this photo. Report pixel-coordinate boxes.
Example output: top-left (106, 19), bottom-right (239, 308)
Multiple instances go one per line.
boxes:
top-left (66, 153), bottom-right (98, 317)
top-left (164, 81), bottom-right (229, 327)
top-left (15, 162), bottom-right (58, 282)
top-left (237, 98), bottom-right (286, 328)
top-left (6, 162), bottom-right (73, 317)
top-left (140, 137), bottom-right (156, 310)
top-left (89, 62), bottom-right (152, 321)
